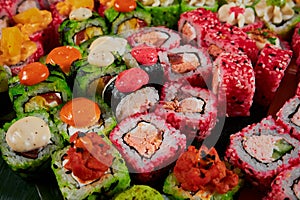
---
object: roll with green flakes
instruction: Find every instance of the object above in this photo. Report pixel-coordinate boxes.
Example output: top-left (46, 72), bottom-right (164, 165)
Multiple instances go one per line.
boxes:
top-left (253, 0), bottom-right (300, 38)
top-left (181, 0), bottom-right (219, 13)
top-left (59, 11), bottom-right (108, 51)
top-left (114, 185), bottom-right (164, 200)
top-left (137, 0), bottom-right (180, 29)
top-left (104, 6), bottom-right (151, 35)
top-left (0, 110), bottom-right (65, 179)
top-left (51, 131), bottom-right (131, 200)
top-left (8, 68), bottom-right (72, 117)
top-left (53, 98), bottom-right (117, 142)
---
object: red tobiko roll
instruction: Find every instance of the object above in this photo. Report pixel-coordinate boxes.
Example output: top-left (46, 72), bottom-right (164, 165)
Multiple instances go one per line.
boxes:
top-left (203, 23), bottom-right (259, 64)
top-left (225, 116), bottom-right (300, 188)
top-left (276, 95), bottom-right (300, 141)
top-left (177, 8), bottom-right (220, 47)
top-left (155, 81), bottom-right (217, 143)
top-left (254, 44), bottom-right (293, 107)
top-left (212, 52), bottom-right (255, 117)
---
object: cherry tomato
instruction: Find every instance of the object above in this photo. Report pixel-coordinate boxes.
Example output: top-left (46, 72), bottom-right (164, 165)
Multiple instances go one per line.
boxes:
top-left (46, 46), bottom-right (82, 74)
top-left (114, 0), bottom-right (136, 12)
top-left (60, 97), bottom-right (101, 128)
top-left (131, 45), bottom-right (158, 66)
top-left (115, 67), bottom-right (149, 93)
top-left (18, 62), bottom-right (49, 86)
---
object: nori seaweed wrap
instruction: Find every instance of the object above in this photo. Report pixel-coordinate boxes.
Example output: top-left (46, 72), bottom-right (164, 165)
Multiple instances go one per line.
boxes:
top-left (104, 6), bottom-right (151, 34)
top-left (137, 0), bottom-right (180, 29)
top-left (0, 110), bottom-right (64, 178)
top-left (59, 11), bottom-right (108, 50)
top-left (51, 131), bottom-right (131, 200)
top-left (8, 67), bottom-right (72, 117)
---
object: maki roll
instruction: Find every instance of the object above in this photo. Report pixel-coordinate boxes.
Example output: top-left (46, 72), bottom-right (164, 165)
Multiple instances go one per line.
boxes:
top-left (212, 52), bottom-right (255, 117)
top-left (203, 23), bottom-right (259, 63)
top-left (254, 0), bottom-right (300, 39)
top-left (181, 0), bottom-right (219, 12)
top-left (178, 8), bottom-right (220, 47)
top-left (8, 62), bottom-right (72, 116)
top-left (137, 0), bottom-right (180, 29)
top-left (114, 185), bottom-right (164, 200)
top-left (155, 81), bottom-right (218, 143)
top-left (163, 145), bottom-right (240, 200)
top-left (56, 97), bottom-right (117, 141)
top-left (126, 26), bottom-right (181, 51)
top-left (59, 10), bottom-right (108, 50)
top-left (276, 95), bottom-right (300, 141)
top-left (264, 163), bottom-right (300, 200)
top-left (0, 110), bottom-right (64, 178)
top-left (225, 116), bottom-right (300, 187)
top-left (51, 131), bottom-right (131, 200)
top-left (254, 44), bottom-right (293, 107)
top-left (159, 44), bottom-right (213, 88)
top-left (109, 113), bottom-right (186, 181)
top-left (104, 5), bottom-right (151, 35)
top-left (109, 67), bottom-right (160, 122)
top-left (71, 36), bottom-right (129, 99)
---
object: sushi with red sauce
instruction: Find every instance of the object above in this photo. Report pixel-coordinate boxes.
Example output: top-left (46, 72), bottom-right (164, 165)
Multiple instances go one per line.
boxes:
top-left (51, 131), bottom-right (130, 200)
top-left (163, 145), bottom-right (240, 200)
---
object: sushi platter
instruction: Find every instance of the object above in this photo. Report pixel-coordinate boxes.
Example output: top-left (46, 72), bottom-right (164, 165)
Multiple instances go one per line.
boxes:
top-left (1, 0), bottom-right (300, 199)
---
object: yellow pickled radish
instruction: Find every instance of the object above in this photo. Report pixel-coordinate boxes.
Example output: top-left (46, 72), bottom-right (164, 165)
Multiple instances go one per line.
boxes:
top-left (0, 27), bottom-right (22, 57)
top-left (13, 7), bottom-right (43, 24)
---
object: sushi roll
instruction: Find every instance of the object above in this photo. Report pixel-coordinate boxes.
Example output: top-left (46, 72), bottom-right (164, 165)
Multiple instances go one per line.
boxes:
top-left (163, 145), bottom-right (240, 200)
top-left (0, 110), bottom-right (64, 178)
top-left (247, 28), bottom-right (283, 50)
top-left (109, 113), bottom-right (186, 180)
top-left (292, 22), bottom-right (300, 66)
top-left (254, 44), bottom-right (293, 107)
top-left (264, 163), bottom-right (300, 200)
top-left (8, 62), bottom-right (72, 116)
top-left (104, 5), bottom-right (151, 35)
top-left (59, 10), bottom-right (108, 50)
top-left (203, 23), bottom-right (259, 63)
top-left (181, 0), bottom-right (219, 12)
top-left (253, 0), bottom-right (300, 39)
top-left (159, 44), bottom-right (213, 88)
top-left (276, 95), bottom-right (300, 141)
top-left (177, 8), bottom-right (220, 47)
top-left (137, 0), bottom-right (180, 29)
top-left (155, 81), bottom-right (218, 143)
top-left (126, 26), bottom-right (181, 51)
top-left (212, 52), bottom-right (255, 117)
top-left (109, 68), bottom-right (160, 122)
top-left (51, 131), bottom-right (131, 200)
top-left (55, 97), bottom-right (117, 141)
top-left (225, 116), bottom-right (300, 187)
top-left (114, 185), bottom-right (164, 200)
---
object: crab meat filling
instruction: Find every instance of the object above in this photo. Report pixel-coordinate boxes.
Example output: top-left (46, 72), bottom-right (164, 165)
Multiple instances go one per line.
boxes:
top-left (6, 116), bottom-right (52, 159)
top-left (123, 121), bottom-right (163, 159)
top-left (293, 179), bottom-right (300, 199)
top-left (117, 18), bottom-right (148, 34)
top-left (164, 97), bottom-right (205, 113)
top-left (24, 92), bottom-right (62, 113)
top-left (181, 22), bottom-right (197, 43)
top-left (168, 52), bottom-right (200, 74)
top-left (133, 30), bottom-right (169, 47)
top-left (289, 105), bottom-right (300, 126)
top-left (73, 27), bottom-right (103, 45)
top-left (243, 135), bottom-right (293, 163)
